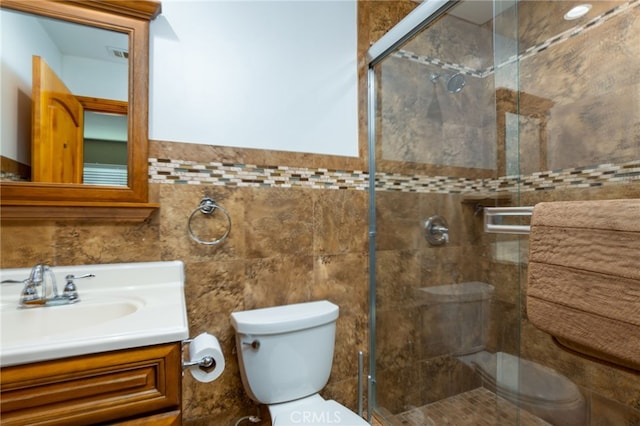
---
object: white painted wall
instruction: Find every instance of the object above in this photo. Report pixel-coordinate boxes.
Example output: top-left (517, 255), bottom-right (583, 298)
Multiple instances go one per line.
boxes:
top-left (0, 10), bottom-right (61, 164)
top-left (0, 9), bottom-right (127, 164)
top-left (149, 0), bottom-right (358, 157)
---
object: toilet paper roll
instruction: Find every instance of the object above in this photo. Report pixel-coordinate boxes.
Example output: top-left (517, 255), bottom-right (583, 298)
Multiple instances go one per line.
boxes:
top-left (188, 332), bottom-right (225, 383)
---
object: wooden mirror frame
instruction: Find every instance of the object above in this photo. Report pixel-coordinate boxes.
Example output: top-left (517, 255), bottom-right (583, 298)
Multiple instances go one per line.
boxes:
top-left (0, 0), bottom-right (161, 221)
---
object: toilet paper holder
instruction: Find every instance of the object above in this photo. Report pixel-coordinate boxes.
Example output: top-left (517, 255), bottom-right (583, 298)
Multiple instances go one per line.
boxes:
top-left (181, 337), bottom-right (216, 370)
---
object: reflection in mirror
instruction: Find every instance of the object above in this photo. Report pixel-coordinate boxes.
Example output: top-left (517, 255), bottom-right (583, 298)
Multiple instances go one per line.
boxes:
top-left (84, 111), bottom-right (128, 185)
top-left (0, 7), bottom-right (128, 183)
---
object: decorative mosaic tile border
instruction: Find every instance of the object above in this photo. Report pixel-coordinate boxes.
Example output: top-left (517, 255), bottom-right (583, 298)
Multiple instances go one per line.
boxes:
top-left (486, 160), bottom-right (640, 193)
top-left (0, 172), bottom-right (26, 182)
top-left (393, 50), bottom-right (486, 78)
top-left (149, 158), bottom-right (369, 190)
top-left (394, 0), bottom-right (639, 78)
top-left (149, 158), bottom-right (640, 195)
top-left (372, 173), bottom-right (483, 193)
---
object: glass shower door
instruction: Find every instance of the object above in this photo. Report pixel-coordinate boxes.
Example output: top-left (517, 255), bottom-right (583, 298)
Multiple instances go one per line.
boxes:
top-left (368, 0), bottom-right (530, 423)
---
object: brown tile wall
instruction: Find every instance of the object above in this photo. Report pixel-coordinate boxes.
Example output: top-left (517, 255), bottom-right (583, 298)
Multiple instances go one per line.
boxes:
top-left (0, 172), bottom-right (370, 425)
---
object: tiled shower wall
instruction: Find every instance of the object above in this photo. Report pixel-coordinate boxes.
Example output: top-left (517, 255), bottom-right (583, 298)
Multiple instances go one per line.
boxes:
top-left (372, 1), bottom-right (640, 424)
top-left (372, 183), bottom-right (640, 421)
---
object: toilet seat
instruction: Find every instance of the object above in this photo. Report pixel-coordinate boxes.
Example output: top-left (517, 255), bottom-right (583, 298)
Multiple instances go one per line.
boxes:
top-left (469, 352), bottom-right (582, 405)
top-left (270, 394), bottom-right (369, 426)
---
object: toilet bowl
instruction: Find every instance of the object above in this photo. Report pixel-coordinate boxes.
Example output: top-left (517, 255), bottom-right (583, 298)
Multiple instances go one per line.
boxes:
top-left (230, 301), bottom-right (368, 426)
top-left (267, 394), bottom-right (369, 426)
top-left (458, 351), bottom-right (587, 426)
top-left (419, 282), bottom-right (586, 425)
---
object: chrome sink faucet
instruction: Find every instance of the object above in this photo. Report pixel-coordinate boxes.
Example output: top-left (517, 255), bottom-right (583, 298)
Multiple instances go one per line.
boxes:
top-left (13, 264), bottom-right (94, 308)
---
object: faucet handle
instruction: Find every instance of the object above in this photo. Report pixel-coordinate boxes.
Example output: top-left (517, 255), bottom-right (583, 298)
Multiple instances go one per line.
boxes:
top-left (63, 274), bottom-right (95, 301)
top-left (65, 274), bottom-right (95, 280)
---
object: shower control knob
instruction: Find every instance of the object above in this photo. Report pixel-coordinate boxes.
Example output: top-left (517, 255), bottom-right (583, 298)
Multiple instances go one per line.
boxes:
top-left (423, 215), bottom-right (449, 246)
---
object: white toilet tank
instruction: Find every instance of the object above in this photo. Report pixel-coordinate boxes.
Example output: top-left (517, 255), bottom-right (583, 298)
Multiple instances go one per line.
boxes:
top-left (230, 301), bottom-right (339, 404)
top-left (418, 281), bottom-right (494, 355)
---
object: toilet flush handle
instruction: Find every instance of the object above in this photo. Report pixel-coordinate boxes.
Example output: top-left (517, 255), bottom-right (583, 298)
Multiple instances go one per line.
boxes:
top-left (242, 339), bottom-right (260, 350)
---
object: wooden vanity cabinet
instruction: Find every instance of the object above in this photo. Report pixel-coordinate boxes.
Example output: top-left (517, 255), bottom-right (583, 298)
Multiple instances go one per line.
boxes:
top-left (0, 342), bottom-right (182, 425)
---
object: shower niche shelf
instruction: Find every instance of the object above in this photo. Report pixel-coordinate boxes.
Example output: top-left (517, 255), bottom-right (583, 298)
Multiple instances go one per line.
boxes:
top-left (484, 206), bottom-right (533, 235)
top-left (461, 192), bottom-right (513, 206)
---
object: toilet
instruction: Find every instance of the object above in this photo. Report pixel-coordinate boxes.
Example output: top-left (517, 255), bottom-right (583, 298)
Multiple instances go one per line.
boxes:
top-left (419, 282), bottom-right (587, 426)
top-left (230, 301), bottom-right (369, 426)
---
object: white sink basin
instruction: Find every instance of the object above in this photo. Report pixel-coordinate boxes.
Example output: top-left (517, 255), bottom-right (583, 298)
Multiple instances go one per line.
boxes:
top-left (1, 298), bottom-right (141, 342)
top-left (0, 261), bottom-right (189, 367)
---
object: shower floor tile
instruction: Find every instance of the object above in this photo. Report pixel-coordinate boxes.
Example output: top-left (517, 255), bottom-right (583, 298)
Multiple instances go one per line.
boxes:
top-left (381, 388), bottom-right (551, 426)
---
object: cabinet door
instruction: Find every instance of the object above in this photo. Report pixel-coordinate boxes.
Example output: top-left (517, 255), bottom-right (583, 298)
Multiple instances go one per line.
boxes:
top-left (0, 343), bottom-right (181, 425)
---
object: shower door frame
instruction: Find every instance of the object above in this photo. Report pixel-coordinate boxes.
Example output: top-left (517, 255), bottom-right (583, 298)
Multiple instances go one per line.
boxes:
top-left (366, 0), bottom-right (457, 420)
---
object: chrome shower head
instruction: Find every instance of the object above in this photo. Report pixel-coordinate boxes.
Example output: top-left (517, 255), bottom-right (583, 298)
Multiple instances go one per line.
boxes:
top-left (430, 72), bottom-right (466, 94)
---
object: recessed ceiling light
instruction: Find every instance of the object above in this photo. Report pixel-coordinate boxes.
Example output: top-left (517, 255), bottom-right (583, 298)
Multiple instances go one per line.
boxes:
top-left (564, 4), bottom-right (592, 20)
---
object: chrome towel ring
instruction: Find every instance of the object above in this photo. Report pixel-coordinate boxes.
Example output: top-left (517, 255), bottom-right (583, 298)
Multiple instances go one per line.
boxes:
top-left (188, 197), bottom-right (232, 246)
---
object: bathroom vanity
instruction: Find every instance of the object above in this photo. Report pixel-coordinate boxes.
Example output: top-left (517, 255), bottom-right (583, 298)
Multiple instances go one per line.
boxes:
top-left (0, 343), bottom-right (182, 425)
top-left (0, 261), bottom-right (189, 425)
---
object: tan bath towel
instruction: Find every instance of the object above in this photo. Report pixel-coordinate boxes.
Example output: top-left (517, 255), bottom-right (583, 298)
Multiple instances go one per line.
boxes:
top-left (527, 199), bottom-right (640, 371)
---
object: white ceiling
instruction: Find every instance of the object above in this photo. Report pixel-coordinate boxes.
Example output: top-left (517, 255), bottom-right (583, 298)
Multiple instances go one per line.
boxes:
top-left (38, 15), bottom-right (128, 63)
top-left (429, 0), bottom-right (516, 26)
top-left (447, 0), bottom-right (515, 25)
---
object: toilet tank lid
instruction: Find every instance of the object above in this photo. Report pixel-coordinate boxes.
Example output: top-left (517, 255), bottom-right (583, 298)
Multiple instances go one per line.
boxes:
top-left (231, 301), bottom-right (339, 335)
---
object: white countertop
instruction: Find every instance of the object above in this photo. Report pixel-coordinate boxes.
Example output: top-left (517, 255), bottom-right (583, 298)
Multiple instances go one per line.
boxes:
top-left (0, 260), bottom-right (189, 367)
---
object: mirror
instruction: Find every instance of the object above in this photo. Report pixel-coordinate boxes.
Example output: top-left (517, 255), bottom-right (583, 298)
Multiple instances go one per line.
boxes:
top-left (0, 0), bottom-right (159, 212)
top-left (1, 11), bottom-right (129, 185)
